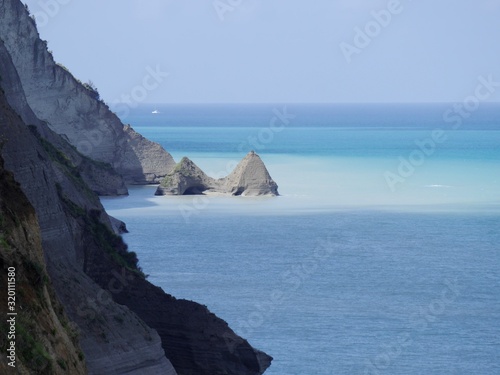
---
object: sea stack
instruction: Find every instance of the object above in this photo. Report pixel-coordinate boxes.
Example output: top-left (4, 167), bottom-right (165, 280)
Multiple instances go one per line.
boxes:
top-left (155, 151), bottom-right (279, 196)
top-left (223, 151), bottom-right (279, 196)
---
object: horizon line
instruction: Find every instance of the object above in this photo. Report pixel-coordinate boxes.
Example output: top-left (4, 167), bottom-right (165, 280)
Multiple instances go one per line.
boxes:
top-left (111, 101), bottom-right (500, 106)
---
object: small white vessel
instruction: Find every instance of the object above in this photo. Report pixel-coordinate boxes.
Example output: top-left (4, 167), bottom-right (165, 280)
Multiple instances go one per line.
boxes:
top-left (152, 109), bottom-right (160, 114)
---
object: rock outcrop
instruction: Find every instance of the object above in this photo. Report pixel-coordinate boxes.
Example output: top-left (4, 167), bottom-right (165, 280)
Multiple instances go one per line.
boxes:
top-left (109, 215), bottom-right (129, 234)
top-left (156, 151), bottom-right (279, 197)
top-left (0, 0), bottom-right (176, 184)
top-left (155, 157), bottom-right (218, 195)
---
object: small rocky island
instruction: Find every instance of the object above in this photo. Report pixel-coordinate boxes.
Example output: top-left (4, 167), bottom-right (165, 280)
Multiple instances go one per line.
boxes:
top-left (155, 151), bottom-right (279, 196)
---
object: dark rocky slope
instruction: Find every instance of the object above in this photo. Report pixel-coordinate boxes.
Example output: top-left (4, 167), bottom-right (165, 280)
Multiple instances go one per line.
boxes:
top-left (86, 255), bottom-right (272, 375)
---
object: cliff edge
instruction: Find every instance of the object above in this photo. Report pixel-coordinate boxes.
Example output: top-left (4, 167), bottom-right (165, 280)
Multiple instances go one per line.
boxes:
top-left (0, 0), bottom-right (176, 185)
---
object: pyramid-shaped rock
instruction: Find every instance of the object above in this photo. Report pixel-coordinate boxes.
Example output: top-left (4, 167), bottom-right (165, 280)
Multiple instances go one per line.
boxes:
top-left (221, 151), bottom-right (279, 196)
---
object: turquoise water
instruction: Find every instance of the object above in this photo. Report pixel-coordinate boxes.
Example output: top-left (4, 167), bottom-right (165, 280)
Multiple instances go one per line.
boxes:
top-left (102, 104), bottom-right (500, 374)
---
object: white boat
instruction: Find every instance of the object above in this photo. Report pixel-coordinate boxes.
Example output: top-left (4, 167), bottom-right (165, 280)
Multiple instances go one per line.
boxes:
top-left (152, 109), bottom-right (160, 114)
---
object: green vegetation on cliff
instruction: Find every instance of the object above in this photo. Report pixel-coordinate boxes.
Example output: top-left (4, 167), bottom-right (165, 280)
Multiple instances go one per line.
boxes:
top-left (0, 156), bottom-right (86, 374)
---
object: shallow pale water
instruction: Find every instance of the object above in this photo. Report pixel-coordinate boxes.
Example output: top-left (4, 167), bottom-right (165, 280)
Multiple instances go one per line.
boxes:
top-left (102, 104), bottom-right (500, 374)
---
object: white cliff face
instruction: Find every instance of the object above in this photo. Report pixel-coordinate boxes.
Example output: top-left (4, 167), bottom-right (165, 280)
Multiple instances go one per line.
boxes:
top-left (0, 39), bottom-right (127, 196)
top-left (0, 0), bottom-right (176, 184)
top-left (156, 151), bottom-right (279, 196)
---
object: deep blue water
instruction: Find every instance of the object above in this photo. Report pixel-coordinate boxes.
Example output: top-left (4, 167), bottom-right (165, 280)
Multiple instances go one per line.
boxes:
top-left (118, 103), bottom-right (500, 130)
top-left (102, 104), bottom-right (500, 374)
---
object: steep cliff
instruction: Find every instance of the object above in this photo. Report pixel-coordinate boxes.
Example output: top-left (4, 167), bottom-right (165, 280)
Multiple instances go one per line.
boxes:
top-left (0, 1), bottom-right (273, 373)
top-left (0, 57), bottom-right (177, 374)
top-left (0, 155), bottom-right (86, 375)
top-left (156, 151), bottom-right (279, 196)
top-left (0, 0), bottom-right (176, 184)
top-left (0, 39), bottom-right (127, 196)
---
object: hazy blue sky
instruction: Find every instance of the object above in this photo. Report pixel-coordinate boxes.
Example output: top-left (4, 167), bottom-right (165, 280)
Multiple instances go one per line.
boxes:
top-left (22, 0), bottom-right (500, 104)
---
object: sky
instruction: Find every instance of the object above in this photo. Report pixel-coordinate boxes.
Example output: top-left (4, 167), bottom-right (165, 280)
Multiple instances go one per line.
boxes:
top-left (21, 0), bottom-right (500, 104)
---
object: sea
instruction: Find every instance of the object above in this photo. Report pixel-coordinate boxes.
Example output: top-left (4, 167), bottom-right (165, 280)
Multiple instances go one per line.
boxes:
top-left (101, 103), bottom-right (500, 375)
